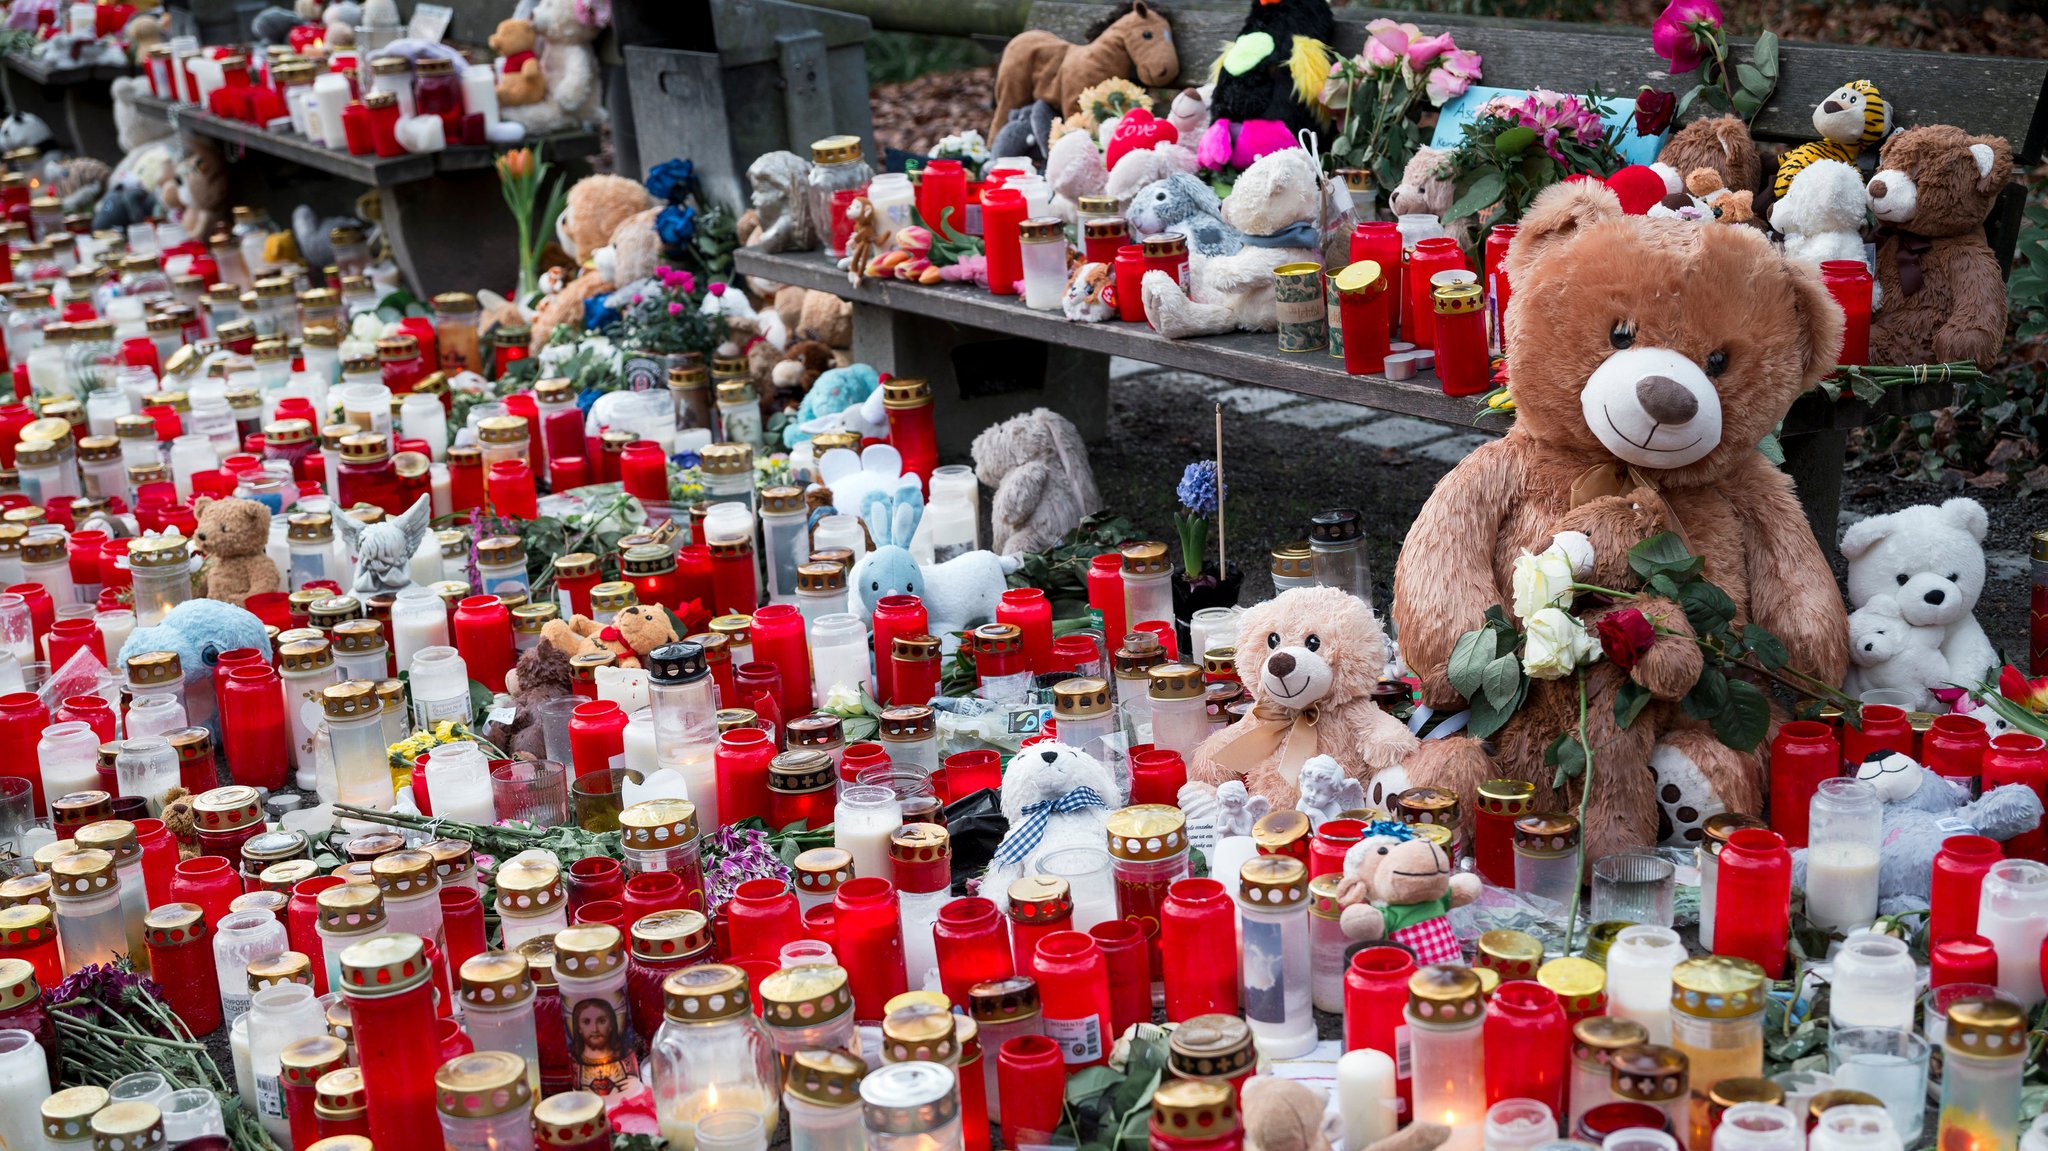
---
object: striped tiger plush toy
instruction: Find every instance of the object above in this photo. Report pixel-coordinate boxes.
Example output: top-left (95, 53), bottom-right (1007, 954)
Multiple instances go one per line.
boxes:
top-left (1772, 80), bottom-right (1892, 197)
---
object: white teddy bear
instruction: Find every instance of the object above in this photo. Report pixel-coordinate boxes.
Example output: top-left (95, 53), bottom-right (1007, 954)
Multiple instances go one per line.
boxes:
top-left (1139, 147), bottom-right (1321, 338)
top-left (1844, 595), bottom-right (1949, 711)
top-left (981, 742), bottom-right (1120, 916)
top-left (1840, 498), bottom-right (2001, 690)
top-left (499, 0), bottom-right (603, 135)
top-left (1770, 159), bottom-right (1877, 303)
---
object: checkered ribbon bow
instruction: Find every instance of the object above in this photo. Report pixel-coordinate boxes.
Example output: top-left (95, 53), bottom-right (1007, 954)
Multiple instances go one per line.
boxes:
top-left (991, 787), bottom-right (1110, 865)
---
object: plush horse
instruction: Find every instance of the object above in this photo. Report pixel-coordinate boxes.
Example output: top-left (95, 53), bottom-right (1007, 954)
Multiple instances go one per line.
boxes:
top-left (989, 0), bottom-right (1180, 140)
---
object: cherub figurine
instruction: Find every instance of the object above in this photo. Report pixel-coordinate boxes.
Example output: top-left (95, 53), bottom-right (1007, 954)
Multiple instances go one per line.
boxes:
top-left (336, 495), bottom-right (433, 596)
top-left (1215, 779), bottom-right (1270, 838)
top-left (1295, 755), bottom-right (1367, 829)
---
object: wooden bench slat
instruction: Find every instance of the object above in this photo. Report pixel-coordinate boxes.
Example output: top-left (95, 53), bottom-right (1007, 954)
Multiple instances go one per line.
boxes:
top-left (734, 245), bottom-right (1950, 438)
top-left (1028, 1), bottom-right (2048, 161)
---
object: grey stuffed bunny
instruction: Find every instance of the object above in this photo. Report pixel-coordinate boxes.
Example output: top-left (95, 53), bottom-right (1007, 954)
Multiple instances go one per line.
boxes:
top-left (991, 101), bottom-right (1055, 168)
top-left (1125, 172), bottom-right (1243, 258)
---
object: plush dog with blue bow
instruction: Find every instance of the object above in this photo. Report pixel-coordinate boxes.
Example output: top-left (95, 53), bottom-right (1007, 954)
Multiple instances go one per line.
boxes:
top-left (1135, 148), bottom-right (1324, 338)
top-left (981, 742), bottom-right (1120, 916)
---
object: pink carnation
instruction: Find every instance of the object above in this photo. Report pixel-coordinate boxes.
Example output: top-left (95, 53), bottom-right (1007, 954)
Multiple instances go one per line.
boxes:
top-left (668, 301), bottom-right (684, 315)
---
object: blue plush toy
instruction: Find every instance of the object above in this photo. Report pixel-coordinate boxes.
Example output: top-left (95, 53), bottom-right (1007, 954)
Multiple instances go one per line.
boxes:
top-left (118, 598), bottom-right (269, 701)
top-left (848, 477), bottom-right (1020, 647)
top-left (783, 363), bottom-right (882, 448)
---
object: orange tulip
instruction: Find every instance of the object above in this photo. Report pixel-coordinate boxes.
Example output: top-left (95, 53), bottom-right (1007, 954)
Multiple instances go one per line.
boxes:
top-left (497, 148), bottom-right (533, 181)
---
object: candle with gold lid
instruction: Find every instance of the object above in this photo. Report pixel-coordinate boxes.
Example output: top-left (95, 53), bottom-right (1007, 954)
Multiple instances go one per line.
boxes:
top-left (785, 1048), bottom-right (868, 1151)
top-left (536, 1090), bottom-right (610, 1151)
top-left (1473, 780), bottom-right (1534, 887)
top-left (759, 962), bottom-right (861, 1072)
top-left (40, 1084), bottom-right (109, 1148)
top-left (1610, 1043), bottom-right (1689, 1138)
top-left (1670, 955), bottom-right (1767, 1150)
top-left (1406, 965), bottom-right (1486, 1151)
top-left (1475, 929), bottom-right (1542, 982)
top-left (435, 1050), bottom-right (536, 1151)
top-left (1936, 995), bottom-right (2027, 1151)
top-left (653, 963), bottom-right (782, 1150)
top-left (1512, 812), bottom-right (1579, 908)
top-left (1570, 1016), bottom-right (1647, 1131)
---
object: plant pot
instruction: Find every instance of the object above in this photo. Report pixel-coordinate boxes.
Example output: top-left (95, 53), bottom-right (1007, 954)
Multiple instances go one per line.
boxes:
top-left (1173, 569), bottom-right (1243, 659)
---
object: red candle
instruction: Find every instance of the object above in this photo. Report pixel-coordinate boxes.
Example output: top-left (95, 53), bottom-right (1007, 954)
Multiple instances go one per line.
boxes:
top-left (340, 100), bottom-right (374, 154)
top-left (0, 903), bottom-right (62, 989)
top-left (1820, 260), bottom-right (1872, 366)
top-left (1930, 834), bottom-right (2004, 941)
top-left (934, 897), bottom-right (1013, 1005)
top-left (7, 584), bottom-right (50, 651)
top-left (1083, 216), bottom-right (1128, 266)
top-left (1344, 946), bottom-right (1417, 1114)
top-left (1930, 933), bottom-right (1999, 987)
top-left (134, 817), bottom-right (178, 907)
top-left (1033, 930), bottom-right (1112, 1068)
top-left (708, 539), bottom-right (758, 617)
top-left (339, 933), bottom-right (440, 1151)
top-left (998, 1034), bottom-right (1067, 1148)
top-left (576, 901), bottom-right (624, 927)
top-left (869, 595), bottom-right (927, 707)
top-left (1006, 876), bottom-right (1073, 977)
top-left (58, 695), bottom-right (116, 746)
top-left (1309, 818), bottom-right (1366, 881)
top-left (997, 588), bottom-right (1054, 675)
top-left (142, 902), bottom-right (222, 1035)
top-left (1768, 720), bottom-right (1840, 849)
top-left (716, 726), bottom-right (776, 826)
top-left (726, 877), bottom-right (802, 963)
top-left (1088, 555), bottom-right (1126, 651)
top-left (1160, 878), bottom-right (1236, 1021)
top-left (1483, 980), bottom-right (1568, 1112)
top-left (834, 876), bottom-right (907, 1019)
top-left (568, 701), bottom-right (628, 780)
top-left (1432, 281), bottom-right (1490, 396)
top-left (1334, 260), bottom-right (1392, 376)
top-left (1483, 223), bottom-right (1518, 353)
top-left (1113, 245), bottom-right (1148, 324)
top-left (919, 159), bottom-right (969, 238)
top-left (1130, 748), bottom-right (1187, 808)
top-left (750, 604), bottom-right (812, 720)
top-left (982, 188), bottom-right (1027, 296)
top-left (281, 1035), bottom-right (347, 1151)
top-left (1984, 734), bottom-right (2048, 862)
top-left (769, 751), bottom-right (836, 831)
top-left (453, 595), bottom-right (515, 693)
top-left (487, 459), bottom-right (539, 520)
top-left (222, 664), bottom-right (289, 789)
top-left (883, 377), bottom-right (938, 489)
top-left (621, 872), bottom-right (687, 927)
top-left (1714, 828), bottom-right (1792, 978)
top-left (291, 875), bottom-right (346, 995)
top-left (1842, 704), bottom-right (1912, 768)
top-left (1923, 713), bottom-right (1989, 792)
top-left (943, 749), bottom-right (1002, 798)
top-left (841, 741), bottom-right (890, 787)
top-left (449, 447), bottom-right (484, 512)
top-left (1352, 222), bottom-right (1404, 342)
top-left (0, 691), bottom-right (47, 814)
top-left (1090, 918), bottom-right (1151, 1041)
top-left (620, 441), bottom-right (668, 504)
top-left (567, 856), bottom-right (626, 918)
top-left (678, 545), bottom-right (715, 616)
top-left (170, 855), bottom-right (242, 926)
top-left (1406, 237), bottom-right (1466, 349)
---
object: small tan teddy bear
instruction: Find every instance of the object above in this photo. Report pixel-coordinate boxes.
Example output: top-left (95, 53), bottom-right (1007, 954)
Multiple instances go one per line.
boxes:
top-left (539, 604), bottom-right (678, 670)
top-left (191, 496), bottom-right (280, 607)
top-left (489, 18), bottom-right (546, 107)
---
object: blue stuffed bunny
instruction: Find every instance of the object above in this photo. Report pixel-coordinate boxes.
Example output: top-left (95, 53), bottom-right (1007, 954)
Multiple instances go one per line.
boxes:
top-left (847, 477), bottom-right (1020, 649)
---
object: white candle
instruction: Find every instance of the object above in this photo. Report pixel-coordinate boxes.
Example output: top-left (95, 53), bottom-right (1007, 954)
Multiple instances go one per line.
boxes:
top-left (312, 75), bottom-right (351, 150)
top-left (408, 532), bottom-right (444, 589)
top-left (659, 1084), bottom-right (781, 1151)
top-left (461, 64), bottom-right (500, 125)
top-left (97, 609), bottom-right (135, 667)
top-left (1979, 860), bottom-right (2048, 1007)
top-left (393, 589), bottom-right (452, 672)
top-left (424, 741), bottom-right (496, 823)
top-left (67, 4), bottom-right (93, 36)
top-left (623, 708), bottom-right (659, 776)
top-left (395, 114), bottom-right (447, 153)
top-left (187, 56), bottom-right (225, 111)
top-left (834, 785), bottom-right (902, 882)
top-left (1337, 1049), bottom-right (1397, 1149)
top-left (402, 393), bottom-right (448, 461)
top-left (430, 463), bottom-right (453, 518)
top-left (1606, 925), bottom-right (1686, 1045)
top-left (0, 1028), bottom-right (53, 1151)
top-left (169, 434), bottom-right (217, 501)
top-left (1828, 933), bottom-right (1918, 1031)
top-left (231, 1014), bottom-right (256, 1116)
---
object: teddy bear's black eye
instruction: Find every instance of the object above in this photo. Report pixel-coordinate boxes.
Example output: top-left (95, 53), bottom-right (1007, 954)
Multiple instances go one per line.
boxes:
top-left (1141, 29), bottom-right (1152, 37)
top-left (1705, 350), bottom-right (1729, 377)
top-left (1947, 573), bottom-right (1959, 583)
top-left (1610, 322), bottom-right (1634, 350)
top-left (1897, 574), bottom-right (1909, 585)
top-left (1376, 846), bottom-right (1389, 855)
top-left (1304, 634), bottom-right (1320, 652)
top-left (1266, 632), bottom-right (1280, 649)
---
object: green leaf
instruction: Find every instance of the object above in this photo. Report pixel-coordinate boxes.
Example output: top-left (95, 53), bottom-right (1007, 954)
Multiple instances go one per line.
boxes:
top-left (1752, 31), bottom-right (1779, 77)
top-left (1683, 666), bottom-right (1728, 720)
top-left (1469, 691), bottom-right (1516, 740)
top-left (1731, 89), bottom-right (1762, 120)
top-left (1758, 432), bottom-right (1786, 466)
top-left (1648, 573), bottom-right (1682, 600)
top-left (1712, 679), bottom-right (1773, 751)
top-left (1745, 625), bottom-right (1790, 671)
top-left (1675, 84), bottom-right (1703, 120)
top-left (1735, 64), bottom-right (1769, 96)
top-left (1630, 533), bottom-right (1704, 582)
top-left (1615, 679), bottom-right (1652, 729)
top-left (1495, 127), bottom-right (1538, 155)
top-left (1545, 732), bottom-right (1588, 788)
top-left (1065, 1066), bottom-right (1122, 1106)
top-left (468, 678), bottom-right (497, 727)
top-left (1448, 628), bottom-right (1498, 700)
top-left (1482, 653), bottom-right (1524, 709)
top-left (1678, 580), bottom-right (1738, 634)
top-left (1446, 168), bottom-right (1508, 222)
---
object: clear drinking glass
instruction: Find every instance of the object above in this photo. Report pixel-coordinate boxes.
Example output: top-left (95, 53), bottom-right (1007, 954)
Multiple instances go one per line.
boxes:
top-left (1589, 853), bottom-right (1676, 927)
top-left (491, 759), bottom-right (570, 825)
top-left (696, 1109), bottom-right (770, 1151)
top-left (1827, 1027), bottom-right (1929, 1143)
top-left (159, 1087), bottom-right (228, 1141)
top-left (0, 778), bottom-right (30, 854)
top-left (1031, 846), bottom-right (1118, 931)
top-left (535, 696), bottom-right (579, 764)
top-left (0, 594), bottom-right (29, 662)
top-left (571, 767), bottom-right (644, 833)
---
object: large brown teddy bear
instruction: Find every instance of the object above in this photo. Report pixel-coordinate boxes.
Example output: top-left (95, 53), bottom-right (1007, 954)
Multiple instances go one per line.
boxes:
top-left (529, 175), bottom-right (659, 347)
top-left (1391, 181), bottom-right (1850, 862)
top-left (192, 496), bottom-right (280, 607)
top-left (1657, 115), bottom-right (1762, 201)
top-left (1187, 586), bottom-right (1416, 811)
top-left (1868, 125), bottom-right (2014, 372)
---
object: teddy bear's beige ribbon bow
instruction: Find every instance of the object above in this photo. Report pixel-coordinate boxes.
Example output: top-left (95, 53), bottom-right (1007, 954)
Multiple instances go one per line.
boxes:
top-left (1212, 702), bottom-right (1320, 785)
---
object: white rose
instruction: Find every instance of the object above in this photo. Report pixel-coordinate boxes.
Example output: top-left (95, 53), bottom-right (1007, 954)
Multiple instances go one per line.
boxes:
top-left (1522, 608), bottom-right (1599, 680)
top-left (1511, 547), bottom-right (1577, 620)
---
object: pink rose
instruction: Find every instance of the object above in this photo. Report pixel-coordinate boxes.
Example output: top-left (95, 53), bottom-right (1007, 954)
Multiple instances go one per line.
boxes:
top-left (667, 301), bottom-right (683, 315)
top-left (1404, 32), bottom-right (1456, 70)
top-left (1363, 18), bottom-right (1421, 71)
top-left (1425, 47), bottom-right (1482, 106)
top-left (1362, 35), bottom-right (1402, 71)
top-left (1651, 0), bottom-right (1723, 74)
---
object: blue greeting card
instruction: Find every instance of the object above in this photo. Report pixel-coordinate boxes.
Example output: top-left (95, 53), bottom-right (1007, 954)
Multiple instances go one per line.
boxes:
top-left (1429, 85), bottom-right (1669, 167)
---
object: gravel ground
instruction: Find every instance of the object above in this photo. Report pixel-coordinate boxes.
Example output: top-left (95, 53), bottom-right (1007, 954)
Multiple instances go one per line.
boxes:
top-left (1075, 360), bottom-right (2038, 664)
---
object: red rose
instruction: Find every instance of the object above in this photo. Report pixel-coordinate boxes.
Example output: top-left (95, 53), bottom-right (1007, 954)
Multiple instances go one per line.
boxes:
top-left (1634, 88), bottom-right (1677, 137)
top-left (1595, 608), bottom-right (1657, 670)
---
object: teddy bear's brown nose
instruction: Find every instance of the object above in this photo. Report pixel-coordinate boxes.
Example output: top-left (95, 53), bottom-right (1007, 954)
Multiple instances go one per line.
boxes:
top-left (1267, 651), bottom-right (1296, 678)
top-left (1636, 375), bottom-right (1699, 424)
top-left (1868, 178), bottom-right (1889, 198)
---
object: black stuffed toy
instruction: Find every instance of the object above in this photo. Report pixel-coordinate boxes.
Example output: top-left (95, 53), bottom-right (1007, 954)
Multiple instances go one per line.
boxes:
top-left (1198, 0), bottom-right (1335, 172)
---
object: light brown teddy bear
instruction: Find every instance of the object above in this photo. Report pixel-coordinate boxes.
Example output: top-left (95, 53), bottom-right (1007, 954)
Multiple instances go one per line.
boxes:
top-left (1187, 586), bottom-right (1415, 811)
top-left (1685, 167), bottom-right (1756, 226)
top-left (1240, 1075), bottom-right (1448, 1151)
top-left (1657, 114), bottom-right (1762, 200)
top-left (539, 604), bottom-right (678, 670)
top-left (1391, 179), bottom-right (1849, 862)
top-left (489, 18), bottom-right (545, 107)
top-left (1334, 828), bottom-right (1481, 965)
top-left (1868, 124), bottom-right (2014, 372)
top-left (191, 496), bottom-right (280, 607)
top-left (529, 174), bottom-right (659, 346)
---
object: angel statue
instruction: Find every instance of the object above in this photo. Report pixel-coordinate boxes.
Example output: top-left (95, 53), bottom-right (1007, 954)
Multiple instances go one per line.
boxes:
top-left (1295, 755), bottom-right (1367, 829)
top-left (1215, 779), bottom-right (1271, 838)
top-left (336, 495), bottom-right (433, 596)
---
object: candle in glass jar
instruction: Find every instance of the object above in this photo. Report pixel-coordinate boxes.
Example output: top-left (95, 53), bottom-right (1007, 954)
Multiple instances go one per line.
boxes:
top-left (1406, 965), bottom-right (1486, 1151)
top-left (1977, 858), bottom-right (2048, 1006)
top-left (1605, 925), bottom-right (1685, 1045)
top-left (1669, 956), bottom-right (1767, 1150)
top-left (651, 963), bottom-right (782, 1150)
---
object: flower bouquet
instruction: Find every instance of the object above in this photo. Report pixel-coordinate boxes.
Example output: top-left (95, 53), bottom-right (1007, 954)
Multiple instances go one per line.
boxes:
top-left (1317, 20), bottom-right (1483, 198)
top-left (1440, 88), bottom-right (1628, 224)
top-left (608, 265), bottom-right (725, 359)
